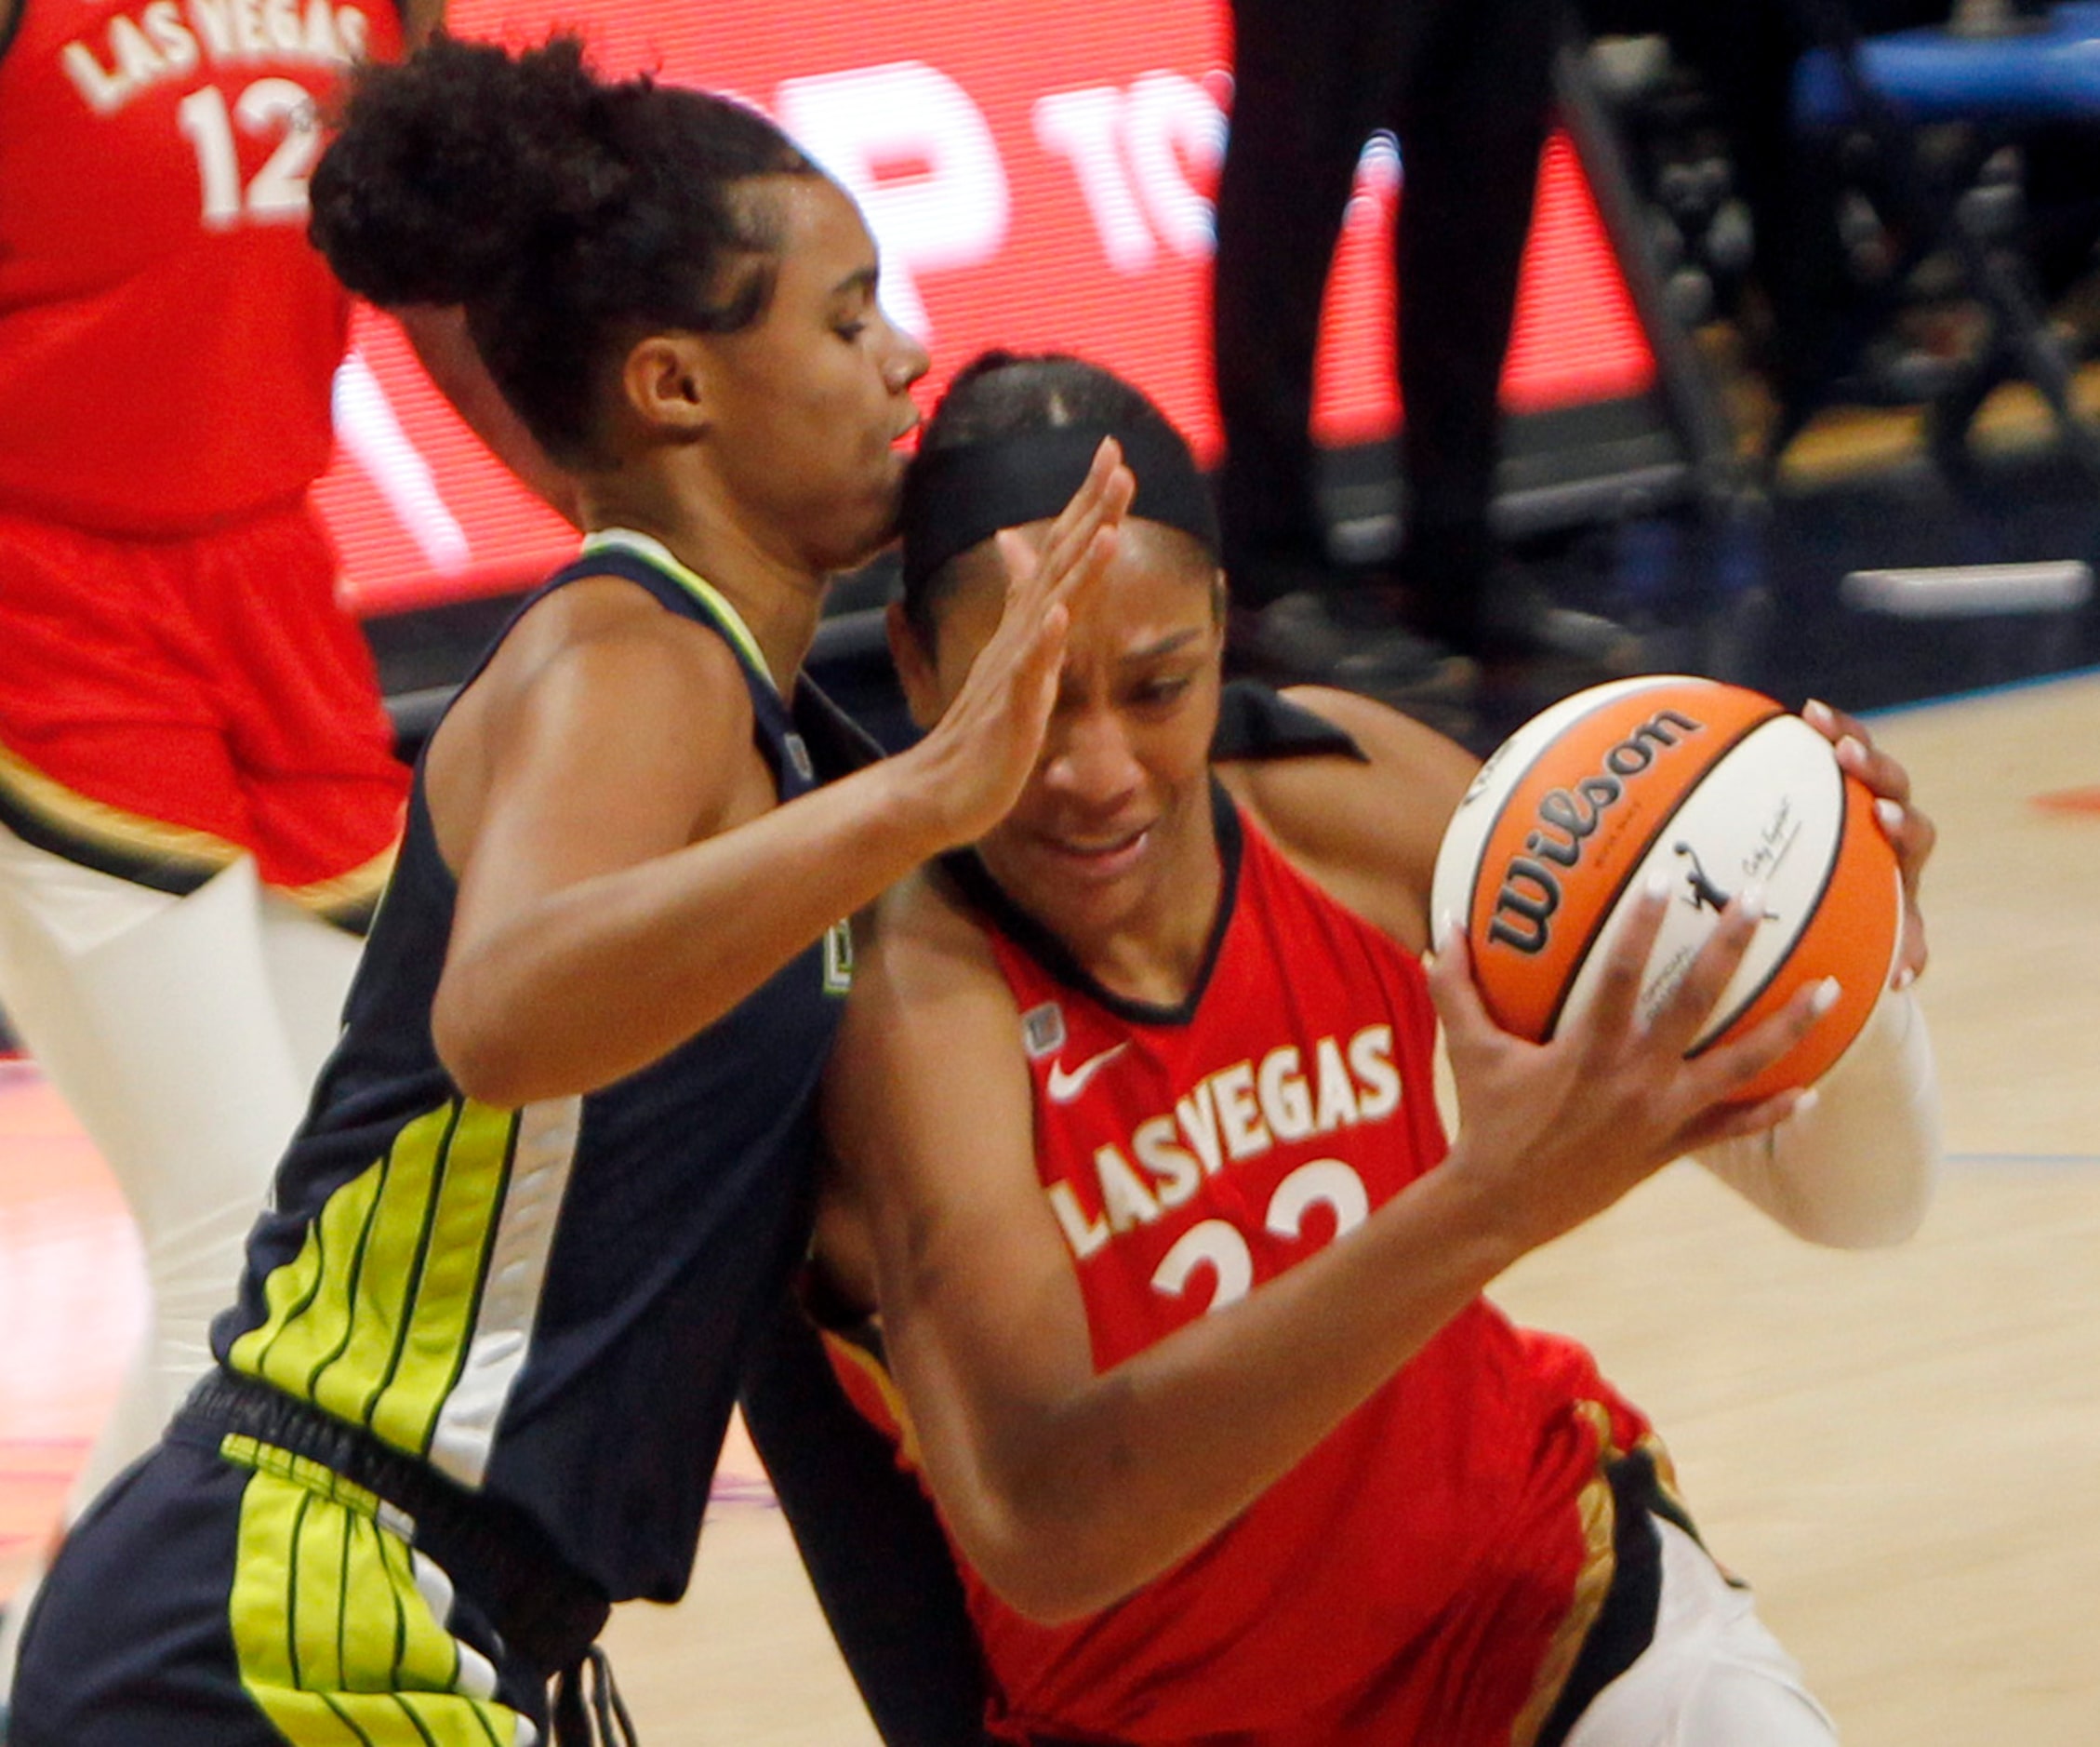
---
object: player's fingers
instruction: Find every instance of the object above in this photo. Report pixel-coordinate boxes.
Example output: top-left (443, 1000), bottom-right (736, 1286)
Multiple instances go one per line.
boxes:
top-left (1680, 1083), bottom-right (1817, 1154)
top-left (1046, 523), bottom-right (1125, 628)
top-left (1807, 700), bottom-right (1918, 819)
top-left (1032, 441), bottom-right (1132, 594)
top-left (1688, 974), bottom-right (1840, 1106)
top-left (1872, 794), bottom-right (1936, 884)
top-left (987, 448), bottom-right (1118, 608)
top-left (1580, 872), bottom-right (1672, 1042)
top-left (1832, 732), bottom-right (1913, 813)
top-left (1641, 885), bottom-right (1765, 1055)
top-left (994, 526), bottom-right (1036, 597)
top-left (1047, 469), bottom-right (1134, 611)
top-left (967, 528), bottom-right (1067, 697)
top-left (1011, 599), bottom-right (1072, 727)
top-left (1423, 918), bottom-right (1497, 1048)
top-left (1801, 696), bottom-right (1870, 753)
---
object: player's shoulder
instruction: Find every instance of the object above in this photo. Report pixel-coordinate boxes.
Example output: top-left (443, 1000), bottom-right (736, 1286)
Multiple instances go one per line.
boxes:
top-left (1217, 685), bottom-right (1477, 951)
top-left (501, 572), bottom-right (756, 721)
top-left (855, 862), bottom-right (1008, 1013)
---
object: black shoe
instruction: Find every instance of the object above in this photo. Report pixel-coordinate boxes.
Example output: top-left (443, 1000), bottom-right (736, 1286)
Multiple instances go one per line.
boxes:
top-left (1459, 577), bottom-right (1649, 678)
top-left (1227, 590), bottom-right (1480, 741)
top-left (1229, 590), bottom-right (1474, 692)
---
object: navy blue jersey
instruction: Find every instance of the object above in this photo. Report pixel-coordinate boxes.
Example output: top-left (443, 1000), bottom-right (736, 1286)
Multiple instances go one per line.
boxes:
top-left (213, 530), bottom-right (857, 1602)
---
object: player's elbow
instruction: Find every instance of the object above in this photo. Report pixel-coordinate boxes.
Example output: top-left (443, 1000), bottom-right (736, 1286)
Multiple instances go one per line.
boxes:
top-left (1791, 1153), bottom-right (1938, 1248)
top-left (964, 1517), bottom-right (1140, 1625)
top-left (432, 979), bottom-right (538, 1109)
top-left (435, 1028), bottom-right (527, 1109)
top-left (950, 1423), bottom-right (1164, 1623)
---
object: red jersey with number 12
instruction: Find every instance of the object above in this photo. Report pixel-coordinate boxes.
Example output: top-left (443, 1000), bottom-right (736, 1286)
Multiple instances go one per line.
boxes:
top-left (944, 797), bottom-right (1651, 1746)
top-left (0, 0), bottom-right (401, 530)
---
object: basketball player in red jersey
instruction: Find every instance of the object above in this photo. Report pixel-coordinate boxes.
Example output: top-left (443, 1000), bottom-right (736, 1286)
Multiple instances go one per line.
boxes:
top-left (814, 353), bottom-right (1941, 1746)
top-left (0, 0), bottom-right (569, 1691)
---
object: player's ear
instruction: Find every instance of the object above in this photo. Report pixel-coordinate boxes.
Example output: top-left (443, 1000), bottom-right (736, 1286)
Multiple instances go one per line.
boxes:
top-left (886, 601), bottom-right (946, 732)
top-left (621, 333), bottom-right (711, 437)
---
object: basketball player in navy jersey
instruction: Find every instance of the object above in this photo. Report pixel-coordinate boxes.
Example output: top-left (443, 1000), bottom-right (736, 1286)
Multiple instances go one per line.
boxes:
top-left (8, 45), bottom-right (1129, 1747)
top-left (811, 352), bottom-right (1940, 1746)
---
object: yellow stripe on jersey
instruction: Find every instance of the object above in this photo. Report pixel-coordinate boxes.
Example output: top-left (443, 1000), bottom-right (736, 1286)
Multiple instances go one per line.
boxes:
top-left (225, 1441), bottom-right (528, 1746)
top-left (370, 1101), bottom-right (518, 1457)
top-left (228, 1100), bottom-right (520, 1460)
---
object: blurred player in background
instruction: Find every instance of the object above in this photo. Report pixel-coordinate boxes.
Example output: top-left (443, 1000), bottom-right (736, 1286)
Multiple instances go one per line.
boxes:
top-left (1213, 0), bottom-right (1635, 702)
top-left (0, 0), bottom-right (474, 1694)
top-left (814, 352), bottom-right (1943, 1746)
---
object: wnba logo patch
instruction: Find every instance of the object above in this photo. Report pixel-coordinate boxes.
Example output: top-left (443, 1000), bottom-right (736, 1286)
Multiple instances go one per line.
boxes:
top-left (1020, 1002), bottom-right (1067, 1060)
top-left (822, 920), bottom-right (853, 995)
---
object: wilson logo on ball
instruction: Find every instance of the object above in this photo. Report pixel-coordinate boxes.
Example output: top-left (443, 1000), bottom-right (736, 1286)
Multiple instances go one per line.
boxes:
top-left (1431, 676), bottom-right (1903, 1100)
top-left (1487, 707), bottom-right (1706, 955)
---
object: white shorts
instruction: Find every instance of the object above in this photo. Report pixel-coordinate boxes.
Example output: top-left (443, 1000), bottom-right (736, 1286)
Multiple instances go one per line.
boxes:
top-left (1565, 1517), bottom-right (1840, 1747)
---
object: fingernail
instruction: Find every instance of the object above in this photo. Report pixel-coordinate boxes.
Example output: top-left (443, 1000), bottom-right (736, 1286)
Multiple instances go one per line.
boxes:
top-left (1875, 797), bottom-right (1905, 833)
top-left (1644, 868), bottom-right (1672, 903)
top-left (1836, 735), bottom-right (1867, 769)
top-left (1737, 880), bottom-right (1766, 918)
top-left (1433, 912), bottom-right (1459, 954)
top-left (1894, 964), bottom-right (1918, 991)
top-left (1791, 1087), bottom-right (1821, 1121)
top-left (1810, 976), bottom-right (1842, 1016)
top-left (1802, 699), bottom-right (1835, 731)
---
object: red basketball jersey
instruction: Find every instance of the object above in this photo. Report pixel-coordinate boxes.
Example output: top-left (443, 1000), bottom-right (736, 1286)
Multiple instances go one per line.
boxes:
top-left (837, 797), bottom-right (1655, 1747)
top-left (0, 0), bottom-right (401, 531)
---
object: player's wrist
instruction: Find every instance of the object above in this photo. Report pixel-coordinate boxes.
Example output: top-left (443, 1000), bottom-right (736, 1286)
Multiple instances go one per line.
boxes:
top-left (862, 744), bottom-right (979, 861)
top-left (1404, 1149), bottom-right (1539, 1282)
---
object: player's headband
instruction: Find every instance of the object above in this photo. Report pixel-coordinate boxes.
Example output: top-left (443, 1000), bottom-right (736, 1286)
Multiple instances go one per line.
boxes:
top-left (899, 420), bottom-right (1220, 593)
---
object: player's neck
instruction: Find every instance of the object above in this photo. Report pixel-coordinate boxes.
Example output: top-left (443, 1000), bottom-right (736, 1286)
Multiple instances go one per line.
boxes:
top-left (1068, 814), bottom-right (1224, 1009)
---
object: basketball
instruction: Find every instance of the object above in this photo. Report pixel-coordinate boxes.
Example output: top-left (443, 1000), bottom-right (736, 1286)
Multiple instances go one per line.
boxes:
top-left (1430, 675), bottom-right (1904, 1100)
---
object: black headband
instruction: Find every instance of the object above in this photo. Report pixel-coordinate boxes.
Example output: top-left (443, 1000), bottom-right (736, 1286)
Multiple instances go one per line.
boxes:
top-left (899, 420), bottom-right (1220, 593)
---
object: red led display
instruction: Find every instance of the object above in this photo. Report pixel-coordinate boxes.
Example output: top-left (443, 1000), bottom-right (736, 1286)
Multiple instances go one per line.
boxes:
top-left (316, 0), bottom-right (1655, 616)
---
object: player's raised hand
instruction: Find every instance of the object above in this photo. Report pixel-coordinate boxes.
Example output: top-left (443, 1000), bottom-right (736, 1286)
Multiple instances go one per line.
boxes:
top-left (1427, 874), bottom-right (1839, 1255)
top-left (900, 437), bottom-right (1135, 847)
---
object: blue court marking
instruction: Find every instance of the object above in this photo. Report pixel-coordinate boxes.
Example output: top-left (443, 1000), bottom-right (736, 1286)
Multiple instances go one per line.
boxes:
top-left (1946, 1151), bottom-right (2100, 1169)
top-left (707, 1474), bottom-right (779, 1510)
top-left (1856, 660), bottom-right (2100, 722)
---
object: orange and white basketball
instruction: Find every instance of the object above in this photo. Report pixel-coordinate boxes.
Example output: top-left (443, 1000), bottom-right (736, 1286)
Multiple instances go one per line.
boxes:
top-left (1430, 675), bottom-right (1902, 1100)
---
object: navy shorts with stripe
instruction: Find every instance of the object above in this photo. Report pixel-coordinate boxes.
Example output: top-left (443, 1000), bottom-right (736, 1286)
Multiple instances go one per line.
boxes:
top-left (12, 1434), bottom-right (547, 1747)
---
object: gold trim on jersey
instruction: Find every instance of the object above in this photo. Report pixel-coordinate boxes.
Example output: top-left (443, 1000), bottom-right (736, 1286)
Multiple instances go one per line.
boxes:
top-left (0, 739), bottom-right (396, 924)
top-left (0, 738), bottom-right (243, 880)
top-left (224, 1441), bottom-right (528, 1745)
top-left (1509, 1471), bottom-right (1618, 1747)
top-left (819, 1322), bottom-right (926, 1474)
top-left (1507, 1401), bottom-right (1658, 1747)
top-left (282, 844), bottom-right (397, 927)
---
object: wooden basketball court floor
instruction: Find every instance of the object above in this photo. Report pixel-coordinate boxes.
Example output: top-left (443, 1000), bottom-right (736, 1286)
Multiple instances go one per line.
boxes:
top-left (4, 670), bottom-right (2096, 1745)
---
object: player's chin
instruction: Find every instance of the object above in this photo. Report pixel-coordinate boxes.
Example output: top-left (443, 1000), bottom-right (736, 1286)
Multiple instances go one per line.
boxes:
top-left (823, 476), bottom-right (909, 569)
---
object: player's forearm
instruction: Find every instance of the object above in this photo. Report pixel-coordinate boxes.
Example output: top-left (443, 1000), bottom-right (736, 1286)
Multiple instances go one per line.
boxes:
top-left (1695, 986), bottom-right (1941, 1247)
top-left (434, 757), bottom-right (954, 1105)
top-left (924, 1161), bottom-right (1525, 1622)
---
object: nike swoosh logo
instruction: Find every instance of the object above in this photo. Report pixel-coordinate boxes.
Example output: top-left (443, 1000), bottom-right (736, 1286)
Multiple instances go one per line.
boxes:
top-left (1045, 1043), bottom-right (1130, 1103)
